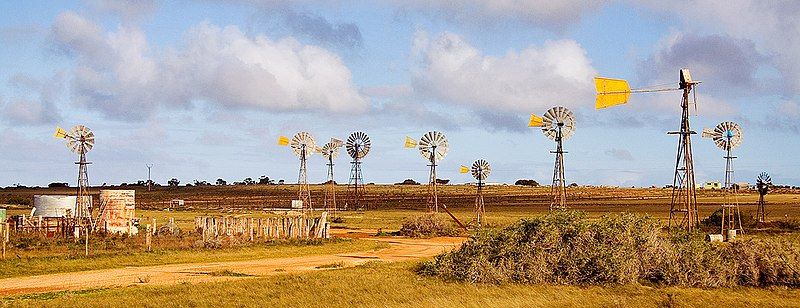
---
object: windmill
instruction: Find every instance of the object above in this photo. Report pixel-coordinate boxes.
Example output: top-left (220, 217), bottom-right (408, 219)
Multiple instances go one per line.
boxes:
top-left (405, 132), bottom-right (449, 212)
top-left (702, 121), bottom-right (744, 238)
top-left (346, 132), bottom-right (371, 210)
top-left (530, 106), bottom-right (575, 211)
top-left (756, 172), bottom-right (772, 223)
top-left (461, 160), bottom-right (491, 226)
top-left (54, 125), bottom-right (95, 226)
top-left (319, 138), bottom-right (343, 214)
top-left (279, 132), bottom-right (316, 210)
top-left (595, 69), bottom-right (701, 232)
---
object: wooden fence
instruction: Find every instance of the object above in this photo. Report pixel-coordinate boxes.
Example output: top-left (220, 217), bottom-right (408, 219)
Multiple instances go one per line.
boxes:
top-left (194, 212), bottom-right (329, 241)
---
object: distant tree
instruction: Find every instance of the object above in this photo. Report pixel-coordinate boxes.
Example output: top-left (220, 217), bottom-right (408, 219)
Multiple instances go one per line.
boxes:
top-left (243, 177), bottom-right (256, 185)
top-left (569, 183), bottom-right (578, 187)
top-left (435, 179), bottom-right (450, 185)
top-left (48, 182), bottom-right (69, 188)
top-left (216, 178), bottom-right (227, 186)
top-left (193, 180), bottom-right (210, 186)
top-left (258, 175), bottom-right (274, 185)
top-left (396, 179), bottom-right (420, 185)
top-left (168, 178), bottom-right (180, 187)
top-left (514, 179), bottom-right (539, 186)
top-left (278, 179), bottom-right (285, 185)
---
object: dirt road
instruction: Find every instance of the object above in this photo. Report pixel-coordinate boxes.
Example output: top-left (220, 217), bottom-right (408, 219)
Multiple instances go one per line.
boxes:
top-left (0, 231), bottom-right (464, 297)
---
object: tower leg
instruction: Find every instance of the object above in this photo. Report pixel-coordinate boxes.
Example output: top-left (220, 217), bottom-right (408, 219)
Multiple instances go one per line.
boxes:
top-left (668, 86), bottom-right (699, 233)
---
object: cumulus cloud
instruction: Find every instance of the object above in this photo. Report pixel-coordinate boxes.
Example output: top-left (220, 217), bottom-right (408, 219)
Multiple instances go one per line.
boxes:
top-left (283, 10), bottom-right (362, 49)
top-left (49, 11), bottom-right (367, 121)
top-left (395, 0), bottom-right (609, 30)
top-left (637, 32), bottom-right (765, 95)
top-left (411, 31), bottom-right (596, 113)
top-left (640, 1), bottom-right (800, 95)
top-left (1, 73), bottom-right (63, 126)
top-left (86, 0), bottom-right (158, 23)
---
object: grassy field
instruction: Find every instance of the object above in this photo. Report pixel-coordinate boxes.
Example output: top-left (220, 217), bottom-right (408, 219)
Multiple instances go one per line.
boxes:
top-left (0, 238), bottom-right (386, 279)
top-left (1, 185), bottom-right (799, 306)
top-left (4, 261), bottom-right (800, 307)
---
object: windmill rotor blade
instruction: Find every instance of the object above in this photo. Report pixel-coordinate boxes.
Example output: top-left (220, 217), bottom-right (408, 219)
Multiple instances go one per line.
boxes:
top-left (418, 131), bottom-right (448, 162)
top-left (470, 159), bottom-right (491, 180)
top-left (290, 132), bottom-right (316, 158)
top-left (540, 106), bottom-right (576, 141)
top-left (711, 121), bottom-right (743, 150)
top-left (346, 131), bottom-right (371, 159)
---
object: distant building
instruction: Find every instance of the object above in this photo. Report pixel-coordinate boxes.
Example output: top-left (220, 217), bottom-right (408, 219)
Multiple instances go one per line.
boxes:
top-left (703, 181), bottom-right (722, 190)
top-left (736, 182), bottom-right (750, 190)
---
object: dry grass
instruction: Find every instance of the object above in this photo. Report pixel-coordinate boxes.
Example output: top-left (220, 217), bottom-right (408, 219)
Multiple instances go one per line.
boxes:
top-left (420, 211), bottom-right (800, 288)
top-left (4, 262), bottom-right (800, 307)
top-left (0, 238), bottom-right (386, 279)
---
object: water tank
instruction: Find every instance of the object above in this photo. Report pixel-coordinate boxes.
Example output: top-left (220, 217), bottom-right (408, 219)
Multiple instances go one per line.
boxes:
top-left (99, 190), bottom-right (137, 234)
top-left (32, 195), bottom-right (77, 217)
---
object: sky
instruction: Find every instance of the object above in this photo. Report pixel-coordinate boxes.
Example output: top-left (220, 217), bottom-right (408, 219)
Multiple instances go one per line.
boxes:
top-left (1, 0), bottom-right (799, 187)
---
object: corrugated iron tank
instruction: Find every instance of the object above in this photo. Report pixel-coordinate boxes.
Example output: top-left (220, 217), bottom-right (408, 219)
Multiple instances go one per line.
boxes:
top-left (32, 195), bottom-right (77, 217)
top-left (99, 190), bottom-right (137, 235)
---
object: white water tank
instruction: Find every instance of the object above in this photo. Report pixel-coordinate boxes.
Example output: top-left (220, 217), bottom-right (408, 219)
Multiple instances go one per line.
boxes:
top-left (32, 195), bottom-right (77, 217)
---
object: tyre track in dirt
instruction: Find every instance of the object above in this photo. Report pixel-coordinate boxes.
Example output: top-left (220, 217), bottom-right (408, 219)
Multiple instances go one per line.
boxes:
top-left (0, 231), bottom-right (464, 297)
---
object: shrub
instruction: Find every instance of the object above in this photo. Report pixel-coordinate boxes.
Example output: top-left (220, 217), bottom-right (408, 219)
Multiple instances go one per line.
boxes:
top-left (399, 214), bottom-right (460, 238)
top-left (419, 211), bottom-right (800, 288)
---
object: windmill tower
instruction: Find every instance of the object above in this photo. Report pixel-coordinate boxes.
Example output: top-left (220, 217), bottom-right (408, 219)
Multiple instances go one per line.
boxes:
top-left (54, 125), bottom-right (95, 227)
top-left (702, 121), bottom-right (744, 238)
top-left (279, 132), bottom-right (316, 210)
top-left (320, 138), bottom-right (343, 214)
top-left (595, 69), bottom-right (701, 232)
top-left (405, 132), bottom-right (449, 213)
top-left (346, 132), bottom-right (371, 210)
top-left (463, 159), bottom-right (491, 226)
top-left (756, 172), bottom-right (772, 223)
top-left (530, 106), bottom-right (575, 211)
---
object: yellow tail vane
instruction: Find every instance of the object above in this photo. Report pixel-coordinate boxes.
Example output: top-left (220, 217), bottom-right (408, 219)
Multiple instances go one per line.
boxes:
top-left (54, 126), bottom-right (68, 139)
top-left (594, 77), bottom-right (632, 109)
top-left (459, 165), bottom-right (469, 174)
top-left (277, 135), bottom-right (290, 146)
top-left (404, 136), bottom-right (417, 148)
top-left (528, 114), bottom-right (544, 127)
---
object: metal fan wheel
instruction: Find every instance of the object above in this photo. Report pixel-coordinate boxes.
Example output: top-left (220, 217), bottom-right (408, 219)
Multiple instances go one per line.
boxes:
top-left (66, 125), bottom-right (95, 154)
top-left (541, 106), bottom-right (576, 141)
top-left (712, 121), bottom-right (743, 150)
top-left (321, 142), bottom-right (339, 160)
top-left (471, 159), bottom-right (491, 181)
top-left (290, 132), bottom-right (316, 158)
top-left (418, 131), bottom-right (449, 162)
top-left (346, 131), bottom-right (371, 159)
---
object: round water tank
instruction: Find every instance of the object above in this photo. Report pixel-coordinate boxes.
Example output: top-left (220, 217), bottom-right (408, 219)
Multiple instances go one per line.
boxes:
top-left (33, 195), bottom-right (77, 217)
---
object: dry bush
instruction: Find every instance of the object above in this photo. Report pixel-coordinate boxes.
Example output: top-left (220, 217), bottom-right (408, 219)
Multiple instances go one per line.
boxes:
top-left (419, 211), bottom-right (800, 288)
top-left (399, 214), bottom-right (460, 238)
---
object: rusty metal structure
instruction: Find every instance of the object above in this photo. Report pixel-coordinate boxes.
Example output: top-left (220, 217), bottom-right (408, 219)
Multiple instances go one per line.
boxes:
top-left (97, 190), bottom-right (138, 235)
top-left (320, 138), bottom-right (343, 214)
top-left (595, 68), bottom-right (701, 232)
top-left (667, 70), bottom-right (701, 232)
top-left (703, 121), bottom-right (744, 239)
top-left (756, 172), bottom-right (772, 223)
top-left (540, 106), bottom-right (575, 211)
top-left (54, 125), bottom-right (96, 231)
top-left (290, 132), bottom-right (316, 211)
top-left (470, 159), bottom-right (491, 226)
top-left (346, 132), bottom-right (370, 210)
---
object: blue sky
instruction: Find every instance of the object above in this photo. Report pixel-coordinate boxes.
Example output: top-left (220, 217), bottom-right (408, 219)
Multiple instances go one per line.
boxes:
top-left (1, 0), bottom-right (799, 187)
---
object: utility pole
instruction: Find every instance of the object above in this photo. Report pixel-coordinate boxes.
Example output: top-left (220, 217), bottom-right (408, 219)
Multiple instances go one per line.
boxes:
top-left (146, 163), bottom-right (154, 191)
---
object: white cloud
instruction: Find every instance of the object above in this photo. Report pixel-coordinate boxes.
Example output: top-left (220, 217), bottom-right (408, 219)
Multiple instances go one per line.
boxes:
top-left (1, 73), bottom-right (64, 126)
top-left (640, 1), bottom-right (800, 95)
top-left (396, 0), bottom-right (609, 30)
top-left (50, 11), bottom-right (368, 121)
top-left (411, 31), bottom-right (596, 113)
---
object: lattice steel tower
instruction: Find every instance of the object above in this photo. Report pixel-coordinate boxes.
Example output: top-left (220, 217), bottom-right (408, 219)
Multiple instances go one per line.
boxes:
top-left (346, 132), bottom-right (370, 210)
top-left (668, 69), bottom-right (700, 232)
